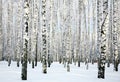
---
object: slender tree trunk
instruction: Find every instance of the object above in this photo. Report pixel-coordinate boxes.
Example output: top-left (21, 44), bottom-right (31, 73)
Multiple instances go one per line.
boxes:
top-left (42, 0), bottom-right (47, 74)
top-left (7, 0), bottom-right (13, 66)
top-left (64, 0), bottom-right (71, 72)
top-left (97, 0), bottom-right (102, 78)
top-left (92, 0), bottom-right (97, 64)
top-left (118, 0), bottom-right (120, 64)
top-left (27, 0), bottom-right (32, 64)
top-left (16, 1), bottom-right (22, 67)
top-left (113, 0), bottom-right (119, 71)
top-left (49, 0), bottom-right (53, 65)
top-left (78, 0), bottom-right (82, 67)
top-left (107, 0), bottom-right (113, 67)
top-left (21, 0), bottom-right (29, 80)
top-left (32, 0), bottom-right (38, 67)
top-left (97, 0), bottom-right (108, 79)
top-left (0, 0), bottom-right (2, 60)
top-left (35, 35), bottom-right (38, 66)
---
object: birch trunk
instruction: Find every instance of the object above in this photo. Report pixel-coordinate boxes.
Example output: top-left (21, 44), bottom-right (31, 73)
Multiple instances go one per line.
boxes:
top-left (0, 0), bottom-right (2, 60)
top-left (113, 0), bottom-right (119, 71)
top-left (42, 0), bottom-right (47, 74)
top-left (65, 0), bottom-right (71, 72)
top-left (16, 1), bottom-right (23, 67)
top-left (78, 0), bottom-right (83, 67)
top-left (98, 0), bottom-right (108, 79)
top-left (31, 0), bottom-right (39, 67)
top-left (107, 0), bottom-right (113, 67)
top-left (7, 0), bottom-right (13, 66)
top-left (21, 0), bottom-right (29, 80)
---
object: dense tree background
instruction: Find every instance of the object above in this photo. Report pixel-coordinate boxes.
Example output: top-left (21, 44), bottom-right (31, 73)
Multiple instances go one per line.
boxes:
top-left (0, 0), bottom-right (120, 80)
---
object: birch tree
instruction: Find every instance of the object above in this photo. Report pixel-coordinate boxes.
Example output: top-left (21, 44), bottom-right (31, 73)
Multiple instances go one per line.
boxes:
top-left (64, 0), bottom-right (72, 72)
top-left (2, 0), bottom-right (8, 61)
top-left (73, 0), bottom-right (78, 65)
top-left (15, 1), bottom-right (23, 67)
top-left (50, 0), bottom-right (54, 64)
top-left (21, 0), bottom-right (29, 80)
top-left (97, 0), bottom-right (108, 79)
top-left (118, 0), bottom-right (120, 62)
top-left (107, 0), bottom-right (113, 67)
top-left (113, 0), bottom-right (119, 71)
top-left (27, 0), bottom-right (32, 64)
top-left (0, 0), bottom-right (2, 60)
top-left (83, 3), bottom-right (87, 64)
top-left (42, 0), bottom-right (47, 74)
top-left (31, 0), bottom-right (39, 68)
top-left (61, 0), bottom-right (66, 67)
top-left (77, 0), bottom-right (83, 67)
top-left (86, 0), bottom-right (90, 69)
top-left (91, 0), bottom-right (97, 63)
top-left (46, 0), bottom-right (53, 67)
top-left (7, 0), bottom-right (13, 66)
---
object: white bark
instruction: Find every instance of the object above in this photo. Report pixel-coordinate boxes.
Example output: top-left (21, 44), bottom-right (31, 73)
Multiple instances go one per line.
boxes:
top-left (15, 1), bottom-right (23, 64)
top-left (7, 0), bottom-right (13, 66)
top-left (98, 0), bottom-right (108, 79)
top-left (21, 0), bottom-right (29, 80)
top-left (0, 0), bottom-right (2, 60)
top-left (64, 0), bottom-right (72, 72)
top-left (113, 0), bottom-right (119, 71)
top-left (42, 0), bottom-right (47, 74)
top-left (31, 0), bottom-right (39, 66)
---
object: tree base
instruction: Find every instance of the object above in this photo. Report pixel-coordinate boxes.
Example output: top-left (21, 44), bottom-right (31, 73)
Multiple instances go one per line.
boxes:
top-left (17, 60), bottom-right (19, 67)
top-left (21, 76), bottom-right (27, 80)
top-left (78, 61), bottom-right (80, 67)
top-left (32, 61), bottom-right (34, 68)
top-left (98, 70), bottom-right (105, 79)
top-left (43, 70), bottom-right (47, 74)
top-left (21, 73), bottom-right (27, 80)
top-left (67, 64), bottom-right (70, 72)
top-left (115, 67), bottom-right (118, 71)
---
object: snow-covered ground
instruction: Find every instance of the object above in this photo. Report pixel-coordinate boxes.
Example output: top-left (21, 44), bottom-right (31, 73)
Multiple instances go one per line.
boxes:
top-left (0, 61), bottom-right (120, 82)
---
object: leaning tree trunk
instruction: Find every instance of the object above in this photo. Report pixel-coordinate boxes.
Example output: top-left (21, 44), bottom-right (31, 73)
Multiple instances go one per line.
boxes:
top-left (97, 0), bottom-right (108, 79)
top-left (113, 0), bottom-right (119, 71)
top-left (21, 0), bottom-right (29, 80)
top-left (42, 0), bottom-right (47, 74)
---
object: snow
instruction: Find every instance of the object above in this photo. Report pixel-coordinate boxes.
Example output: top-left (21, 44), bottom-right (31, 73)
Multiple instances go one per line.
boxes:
top-left (0, 61), bottom-right (120, 82)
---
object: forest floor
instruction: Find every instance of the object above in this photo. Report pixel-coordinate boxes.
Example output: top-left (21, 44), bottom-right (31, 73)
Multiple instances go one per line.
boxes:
top-left (0, 61), bottom-right (120, 82)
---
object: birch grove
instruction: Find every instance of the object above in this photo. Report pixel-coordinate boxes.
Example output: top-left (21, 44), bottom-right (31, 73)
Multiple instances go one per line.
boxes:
top-left (0, 0), bottom-right (120, 80)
